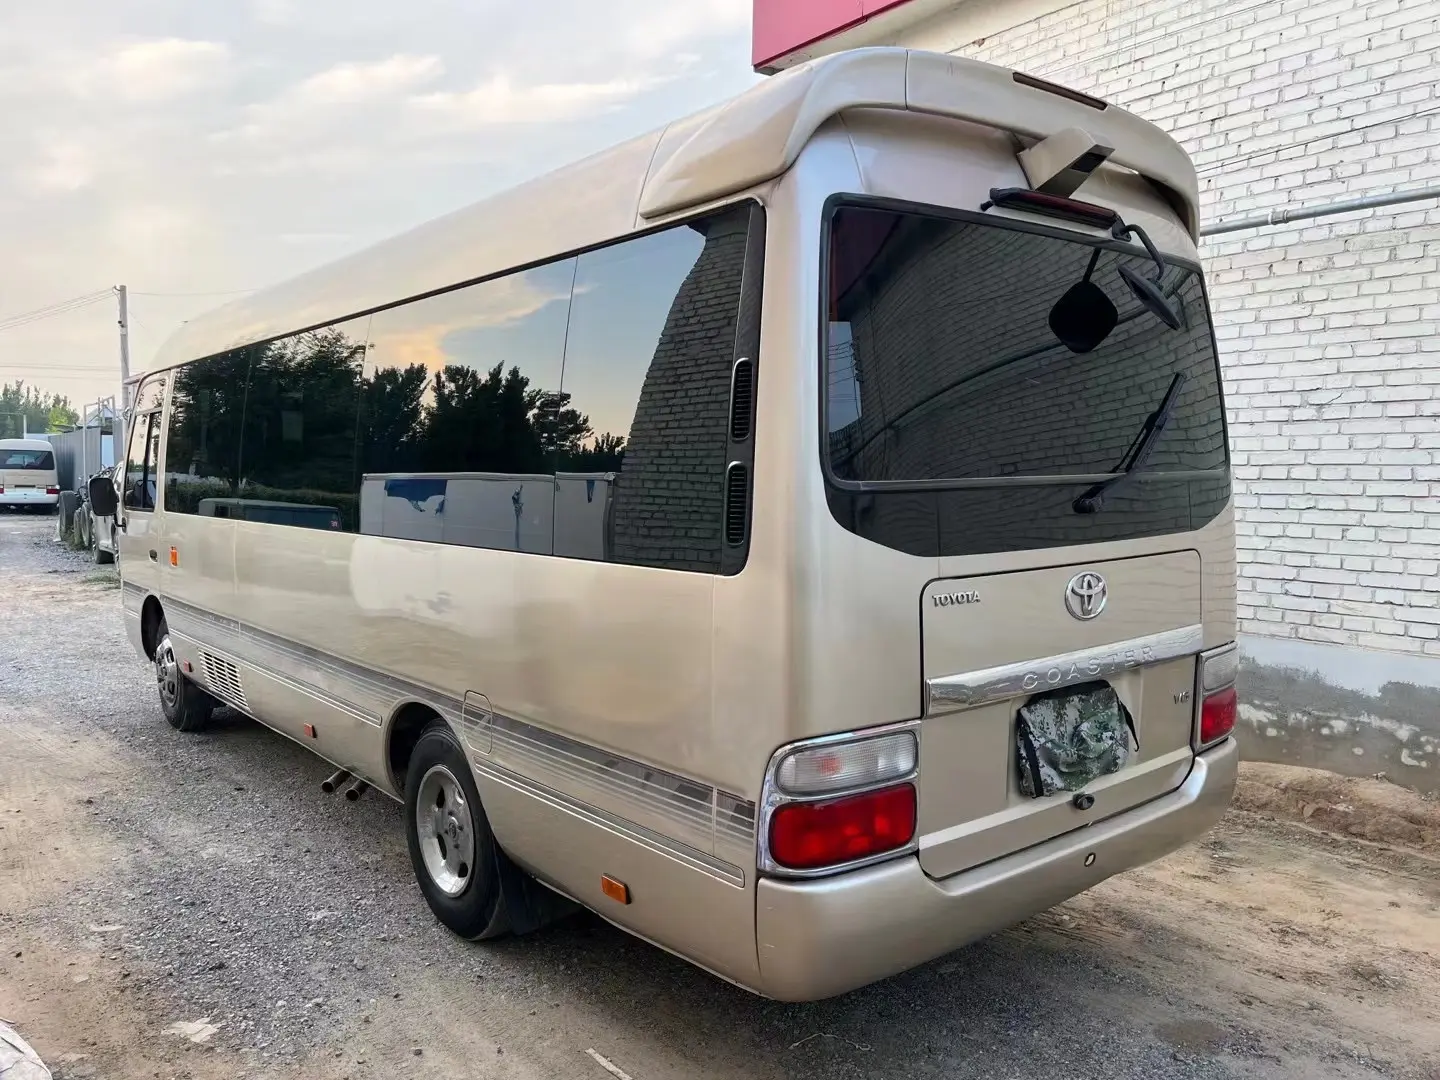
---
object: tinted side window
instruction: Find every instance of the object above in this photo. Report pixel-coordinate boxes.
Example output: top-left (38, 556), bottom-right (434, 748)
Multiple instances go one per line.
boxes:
top-left (164, 354), bottom-right (248, 517)
top-left (561, 207), bottom-right (752, 572)
top-left (123, 413), bottom-right (161, 511)
top-left (123, 375), bottom-right (167, 512)
top-left (236, 318), bottom-right (369, 532)
top-left (132, 376), bottom-right (166, 415)
top-left (359, 261), bottom-right (575, 551)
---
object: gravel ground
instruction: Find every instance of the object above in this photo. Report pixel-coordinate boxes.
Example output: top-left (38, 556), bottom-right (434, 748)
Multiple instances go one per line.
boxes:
top-left (1, 512), bottom-right (1437, 1080)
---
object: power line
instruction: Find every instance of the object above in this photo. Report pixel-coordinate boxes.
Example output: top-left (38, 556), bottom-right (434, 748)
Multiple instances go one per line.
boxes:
top-left (130, 287), bottom-right (257, 298)
top-left (0, 290), bottom-right (112, 334)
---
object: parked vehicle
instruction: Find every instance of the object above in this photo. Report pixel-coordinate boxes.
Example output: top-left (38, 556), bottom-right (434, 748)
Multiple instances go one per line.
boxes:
top-left (87, 463), bottom-right (120, 564)
top-left (90, 47), bottom-right (1238, 1001)
top-left (0, 438), bottom-right (60, 513)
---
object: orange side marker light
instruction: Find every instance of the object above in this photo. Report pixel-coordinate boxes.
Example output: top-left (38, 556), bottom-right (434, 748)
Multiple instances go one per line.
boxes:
top-left (169, 547), bottom-right (179, 566)
top-left (600, 875), bottom-right (630, 905)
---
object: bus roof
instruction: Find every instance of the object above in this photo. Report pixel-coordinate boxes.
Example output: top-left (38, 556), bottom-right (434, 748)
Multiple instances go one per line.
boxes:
top-left (152, 47), bottom-right (1198, 372)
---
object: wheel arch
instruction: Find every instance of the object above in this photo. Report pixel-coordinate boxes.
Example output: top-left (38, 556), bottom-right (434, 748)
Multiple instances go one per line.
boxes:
top-left (140, 595), bottom-right (165, 658)
top-left (384, 699), bottom-right (450, 796)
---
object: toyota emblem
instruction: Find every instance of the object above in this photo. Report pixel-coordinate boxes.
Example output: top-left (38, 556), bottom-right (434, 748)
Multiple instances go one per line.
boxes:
top-left (1065, 572), bottom-right (1107, 620)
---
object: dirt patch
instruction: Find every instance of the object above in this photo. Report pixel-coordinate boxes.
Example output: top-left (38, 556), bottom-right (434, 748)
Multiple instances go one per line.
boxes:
top-left (1024, 809), bottom-right (1440, 1078)
top-left (0, 713), bottom-right (128, 913)
top-left (0, 936), bottom-right (346, 1080)
top-left (1234, 761), bottom-right (1440, 858)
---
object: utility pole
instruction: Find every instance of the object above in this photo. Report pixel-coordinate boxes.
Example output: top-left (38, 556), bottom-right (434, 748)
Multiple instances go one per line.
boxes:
top-left (116, 284), bottom-right (131, 411)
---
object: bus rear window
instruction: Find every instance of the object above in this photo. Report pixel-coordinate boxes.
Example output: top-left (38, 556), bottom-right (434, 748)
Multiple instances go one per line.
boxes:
top-left (823, 202), bottom-right (1230, 558)
top-left (1, 449), bottom-right (55, 470)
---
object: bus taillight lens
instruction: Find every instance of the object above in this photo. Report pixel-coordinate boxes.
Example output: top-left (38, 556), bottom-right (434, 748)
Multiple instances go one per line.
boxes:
top-left (46, 486), bottom-right (59, 495)
top-left (1196, 643), bottom-right (1239, 748)
top-left (775, 731), bottom-right (916, 796)
top-left (1200, 686), bottom-right (1238, 745)
top-left (768, 784), bottom-right (916, 871)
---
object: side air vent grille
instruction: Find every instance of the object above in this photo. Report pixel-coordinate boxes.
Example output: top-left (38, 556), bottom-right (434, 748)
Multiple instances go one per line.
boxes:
top-left (724, 463), bottom-right (749, 547)
top-left (200, 651), bottom-right (248, 711)
top-left (729, 358), bottom-right (754, 442)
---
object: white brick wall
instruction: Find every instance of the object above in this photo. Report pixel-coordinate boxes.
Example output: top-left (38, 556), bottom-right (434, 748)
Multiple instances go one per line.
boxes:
top-left (916, 0), bottom-right (1440, 658)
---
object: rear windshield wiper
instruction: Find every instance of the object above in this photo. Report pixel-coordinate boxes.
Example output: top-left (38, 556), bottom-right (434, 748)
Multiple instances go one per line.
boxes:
top-left (1072, 371), bottom-right (1187, 515)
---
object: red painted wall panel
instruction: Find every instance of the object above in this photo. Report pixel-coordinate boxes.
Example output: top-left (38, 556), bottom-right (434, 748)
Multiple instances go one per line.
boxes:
top-left (861, 0), bottom-right (913, 14)
top-left (752, 0), bottom-right (866, 70)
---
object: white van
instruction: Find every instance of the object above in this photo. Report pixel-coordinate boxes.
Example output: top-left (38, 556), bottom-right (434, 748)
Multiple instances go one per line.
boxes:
top-left (0, 438), bottom-right (60, 512)
top-left (92, 48), bottom-right (1238, 1001)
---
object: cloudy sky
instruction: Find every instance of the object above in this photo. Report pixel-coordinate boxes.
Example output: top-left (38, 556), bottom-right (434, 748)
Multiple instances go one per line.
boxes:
top-left (0, 0), bottom-right (759, 408)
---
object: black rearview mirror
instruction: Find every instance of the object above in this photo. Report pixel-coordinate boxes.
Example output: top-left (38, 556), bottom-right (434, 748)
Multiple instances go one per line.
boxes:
top-left (88, 474), bottom-right (118, 517)
top-left (1115, 222), bottom-right (1184, 329)
top-left (1118, 264), bottom-right (1183, 329)
top-left (1049, 280), bottom-right (1118, 354)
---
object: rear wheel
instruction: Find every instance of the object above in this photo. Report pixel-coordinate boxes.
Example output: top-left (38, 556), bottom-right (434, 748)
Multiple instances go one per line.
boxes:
top-left (154, 619), bottom-right (215, 732)
top-left (404, 721), bottom-right (526, 940)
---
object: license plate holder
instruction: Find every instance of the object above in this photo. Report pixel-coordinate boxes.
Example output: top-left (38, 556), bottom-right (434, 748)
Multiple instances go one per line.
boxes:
top-left (1014, 680), bottom-right (1137, 799)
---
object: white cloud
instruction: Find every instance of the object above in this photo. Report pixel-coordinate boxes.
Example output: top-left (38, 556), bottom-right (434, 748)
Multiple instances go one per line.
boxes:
top-left (412, 71), bottom-right (668, 128)
top-left (292, 54), bottom-right (445, 107)
top-left (0, 0), bottom-right (758, 405)
top-left (213, 53), bottom-right (445, 154)
top-left (74, 38), bottom-right (232, 103)
top-left (21, 138), bottom-right (97, 193)
top-left (249, 0), bottom-right (298, 26)
top-left (615, 0), bottom-right (751, 63)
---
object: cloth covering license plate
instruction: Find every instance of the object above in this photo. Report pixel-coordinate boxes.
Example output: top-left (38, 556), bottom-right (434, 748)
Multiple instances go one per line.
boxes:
top-left (1015, 680), bottom-right (1138, 799)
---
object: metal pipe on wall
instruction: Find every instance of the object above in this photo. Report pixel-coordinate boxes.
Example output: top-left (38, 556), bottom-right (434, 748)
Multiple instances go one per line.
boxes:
top-left (1200, 184), bottom-right (1440, 237)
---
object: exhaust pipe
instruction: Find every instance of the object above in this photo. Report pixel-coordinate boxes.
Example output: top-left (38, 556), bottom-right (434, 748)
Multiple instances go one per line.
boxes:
top-left (321, 769), bottom-right (351, 794)
top-left (341, 777), bottom-right (369, 802)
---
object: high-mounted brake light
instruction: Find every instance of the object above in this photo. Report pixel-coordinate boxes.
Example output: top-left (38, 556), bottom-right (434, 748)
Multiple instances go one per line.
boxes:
top-left (1012, 71), bottom-right (1108, 111)
top-left (982, 187), bottom-right (1119, 231)
top-left (1196, 644), bottom-right (1239, 748)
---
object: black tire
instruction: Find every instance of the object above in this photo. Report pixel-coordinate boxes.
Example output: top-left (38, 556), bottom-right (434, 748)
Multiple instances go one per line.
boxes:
top-left (404, 721), bottom-right (529, 940)
top-left (154, 618), bottom-right (216, 732)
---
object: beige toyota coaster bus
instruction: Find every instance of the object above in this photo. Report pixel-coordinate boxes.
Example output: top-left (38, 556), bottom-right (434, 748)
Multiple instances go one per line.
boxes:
top-left (1, 438), bottom-right (60, 512)
top-left (91, 48), bottom-right (1239, 1001)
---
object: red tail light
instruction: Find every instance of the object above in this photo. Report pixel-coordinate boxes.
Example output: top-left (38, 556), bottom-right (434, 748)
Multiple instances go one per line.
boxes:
top-left (768, 783), bottom-right (916, 871)
top-left (46, 486), bottom-right (59, 495)
top-left (1200, 686), bottom-right (1238, 745)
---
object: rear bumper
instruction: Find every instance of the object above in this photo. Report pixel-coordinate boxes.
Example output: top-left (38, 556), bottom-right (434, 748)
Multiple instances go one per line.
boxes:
top-left (755, 737), bottom-right (1239, 1001)
top-left (0, 491), bottom-right (58, 507)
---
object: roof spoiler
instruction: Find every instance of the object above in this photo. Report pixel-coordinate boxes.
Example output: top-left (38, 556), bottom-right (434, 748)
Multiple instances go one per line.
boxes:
top-left (639, 49), bottom-right (1198, 239)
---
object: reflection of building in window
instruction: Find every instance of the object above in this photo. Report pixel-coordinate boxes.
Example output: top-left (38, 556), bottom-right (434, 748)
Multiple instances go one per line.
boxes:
top-left (609, 211), bottom-right (750, 573)
top-left (826, 209), bottom-right (1228, 557)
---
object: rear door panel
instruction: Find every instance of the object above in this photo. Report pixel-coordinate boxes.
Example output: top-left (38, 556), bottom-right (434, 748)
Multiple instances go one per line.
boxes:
top-left (917, 551), bottom-right (1201, 879)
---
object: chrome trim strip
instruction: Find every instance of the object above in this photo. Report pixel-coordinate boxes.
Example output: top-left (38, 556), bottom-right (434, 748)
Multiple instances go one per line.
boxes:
top-left (150, 596), bottom-right (759, 857)
top-left (248, 663), bottom-right (380, 728)
top-left (472, 757), bottom-right (747, 888)
top-left (927, 623), bottom-right (1206, 716)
